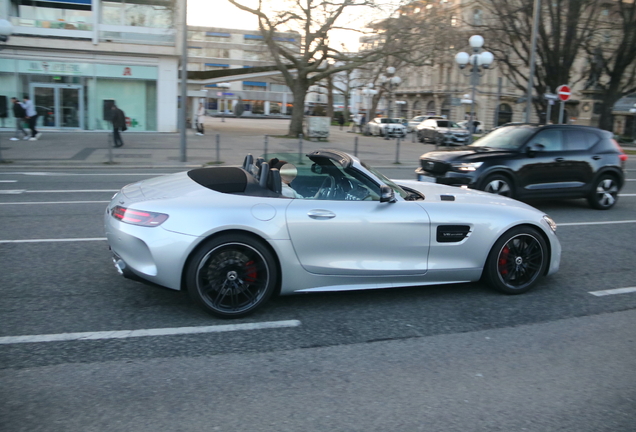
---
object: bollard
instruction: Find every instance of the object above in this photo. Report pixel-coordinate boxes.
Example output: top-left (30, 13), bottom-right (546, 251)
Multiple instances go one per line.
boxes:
top-left (354, 136), bottom-right (359, 157)
top-left (216, 134), bottom-right (220, 163)
top-left (0, 136), bottom-right (4, 163)
top-left (395, 137), bottom-right (401, 164)
top-left (412, 130), bottom-right (415, 143)
top-left (298, 133), bottom-right (303, 164)
top-left (264, 135), bottom-right (268, 159)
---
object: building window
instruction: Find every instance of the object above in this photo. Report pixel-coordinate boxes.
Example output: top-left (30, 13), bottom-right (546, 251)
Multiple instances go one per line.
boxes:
top-left (206, 48), bottom-right (230, 58)
top-left (497, 103), bottom-right (513, 126)
top-left (101, 0), bottom-right (174, 28)
top-left (188, 31), bottom-right (205, 41)
top-left (13, 0), bottom-right (93, 30)
top-left (426, 101), bottom-right (436, 115)
top-left (205, 31), bottom-right (231, 42)
top-left (188, 46), bottom-right (203, 57)
top-left (244, 34), bottom-right (264, 45)
top-left (243, 81), bottom-right (267, 91)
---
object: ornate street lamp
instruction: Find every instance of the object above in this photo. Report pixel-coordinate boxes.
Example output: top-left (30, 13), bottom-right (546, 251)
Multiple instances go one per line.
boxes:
top-left (455, 35), bottom-right (494, 142)
top-left (379, 67), bottom-right (402, 140)
top-left (0, 19), bottom-right (13, 43)
top-left (361, 83), bottom-right (377, 134)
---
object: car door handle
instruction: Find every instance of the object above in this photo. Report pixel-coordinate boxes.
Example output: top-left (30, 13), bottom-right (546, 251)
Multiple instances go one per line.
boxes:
top-left (307, 210), bottom-right (336, 220)
top-left (592, 155), bottom-right (602, 160)
top-left (554, 157), bottom-right (564, 162)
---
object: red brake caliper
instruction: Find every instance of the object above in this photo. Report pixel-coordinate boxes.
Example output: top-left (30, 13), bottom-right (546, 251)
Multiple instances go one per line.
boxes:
top-left (499, 246), bottom-right (510, 275)
top-left (244, 260), bottom-right (258, 284)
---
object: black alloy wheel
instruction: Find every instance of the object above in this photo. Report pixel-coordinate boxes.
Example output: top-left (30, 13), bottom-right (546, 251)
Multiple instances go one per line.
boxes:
top-left (482, 174), bottom-right (514, 198)
top-left (588, 174), bottom-right (619, 210)
top-left (187, 234), bottom-right (278, 318)
top-left (484, 227), bottom-right (548, 294)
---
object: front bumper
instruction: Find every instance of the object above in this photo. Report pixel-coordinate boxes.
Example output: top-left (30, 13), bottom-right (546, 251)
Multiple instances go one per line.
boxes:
top-left (384, 128), bottom-right (407, 137)
top-left (415, 168), bottom-right (477, 186)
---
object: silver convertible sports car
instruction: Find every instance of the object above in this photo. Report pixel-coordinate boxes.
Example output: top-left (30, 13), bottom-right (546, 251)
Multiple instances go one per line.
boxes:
top-left (105, 149), bottom-right (561, 318)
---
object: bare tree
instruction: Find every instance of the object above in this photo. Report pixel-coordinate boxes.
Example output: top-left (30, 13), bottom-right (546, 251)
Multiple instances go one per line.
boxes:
top-left (476, 0), bottom-right (601, 121)
top-left (584, 0), bottom-right (636, 131)
top-left (227, 0), bottom-right (390, 137)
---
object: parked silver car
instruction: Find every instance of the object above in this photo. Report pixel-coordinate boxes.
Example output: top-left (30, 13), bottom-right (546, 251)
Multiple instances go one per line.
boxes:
top-left (408, 115), bottom-right (444, 132)
top-left (417, 119), bottom-right (471, 144)
top-left (368, 117), bottom-right (408, 137)
top-left (105, 149), bottom-right (561, 318)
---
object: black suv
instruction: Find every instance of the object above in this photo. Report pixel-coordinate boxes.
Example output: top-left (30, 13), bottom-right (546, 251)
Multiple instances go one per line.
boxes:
top-left (416, 124), bottom-right (628, 209)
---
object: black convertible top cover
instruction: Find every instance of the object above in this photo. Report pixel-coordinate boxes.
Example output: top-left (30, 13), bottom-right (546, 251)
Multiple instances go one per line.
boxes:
top-left (188, 167), bottom-right (247, 193)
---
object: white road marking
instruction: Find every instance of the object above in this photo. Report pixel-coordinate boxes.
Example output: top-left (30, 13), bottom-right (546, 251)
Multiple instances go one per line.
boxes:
top-left (0, 190), bottom-right (26, 194)
top-left (558, 220), bottom-right (636, 226)
top-left (25, 190), bottom-right (119, 193)
top-left (620, 194), bottom-right (636, 196)
top-left (0, 201), bottom-right (110, 205)
top-left (589, 287), bottom-right (636, 297)
top-left (0, 180), bottom-right (17, 183)
top-left (0, 238), bottom-right (107, 244)
top-left (0, 320), bottom-right (302, 345)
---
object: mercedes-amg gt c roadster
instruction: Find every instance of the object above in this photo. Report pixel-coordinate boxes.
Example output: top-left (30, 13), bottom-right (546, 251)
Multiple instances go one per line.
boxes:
top-left (105, 149), bottom-right (561, 318)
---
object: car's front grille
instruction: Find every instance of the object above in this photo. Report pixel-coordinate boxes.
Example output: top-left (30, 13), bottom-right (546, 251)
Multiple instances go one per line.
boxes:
top-left (420, 159), bottom-right (449, 174)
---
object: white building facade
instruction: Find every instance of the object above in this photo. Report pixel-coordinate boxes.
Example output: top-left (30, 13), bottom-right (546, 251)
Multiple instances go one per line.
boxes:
top-left (0, 0), bottom-right (182, 132)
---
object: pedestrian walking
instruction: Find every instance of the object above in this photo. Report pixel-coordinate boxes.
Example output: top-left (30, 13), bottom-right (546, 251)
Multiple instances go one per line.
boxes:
top-left (359, 113), bottom-right (366, 133)
top-left (23, 96), bottom-right (41, 141)
top-left (338, 113), bottom-right (345, 130)
top-left (9, 97), bottom-right (28, 141)
top-left (111, 104), bottom-right (127, 147)
top-left (196, 102), bottom-right (205, 136)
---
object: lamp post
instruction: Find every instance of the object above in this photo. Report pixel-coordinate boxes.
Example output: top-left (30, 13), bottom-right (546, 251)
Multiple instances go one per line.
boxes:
top-left (201, 89), bottom-right (208, 116)
top-left (630, 104), bottom-right (636, 141)
top-left (361, 84), bottom-right (377, 135)
top-left (455, 35), bottom-right (494, 143)
top-left (380, 67), bottom-right (401, 140)
top-left (217, 82), bottom-right (230, 122)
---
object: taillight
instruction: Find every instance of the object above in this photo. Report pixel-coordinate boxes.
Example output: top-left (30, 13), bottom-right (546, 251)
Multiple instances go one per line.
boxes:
top-left (111, 205), bottom-right (168, 227)
top-left (611, 139), bottom-right (628, 162)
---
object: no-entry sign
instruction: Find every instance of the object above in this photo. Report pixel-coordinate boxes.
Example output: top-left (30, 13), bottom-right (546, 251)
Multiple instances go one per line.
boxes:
top-left (556, 85), bottom-right (571, 101)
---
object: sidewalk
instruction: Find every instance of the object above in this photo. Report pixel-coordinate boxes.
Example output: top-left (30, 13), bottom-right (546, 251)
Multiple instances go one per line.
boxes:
top-left (0, 117), bottom-right (435, 169)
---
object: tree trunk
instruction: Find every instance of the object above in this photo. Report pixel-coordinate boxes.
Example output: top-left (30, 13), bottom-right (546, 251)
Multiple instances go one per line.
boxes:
top-left (326, 76), bottom-right (334, 120)
top-left (288, 83), bottom-right (308, 137)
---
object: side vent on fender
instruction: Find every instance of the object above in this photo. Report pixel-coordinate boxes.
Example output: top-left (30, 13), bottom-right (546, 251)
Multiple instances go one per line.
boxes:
top-left (437, 225), bottom-right (471, 243)
top-left (440, 195), bottom-right (455, 201)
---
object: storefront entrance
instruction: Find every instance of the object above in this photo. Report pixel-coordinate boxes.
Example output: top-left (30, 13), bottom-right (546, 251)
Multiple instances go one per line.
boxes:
top-left (30, 84), bottom-right (84, 129)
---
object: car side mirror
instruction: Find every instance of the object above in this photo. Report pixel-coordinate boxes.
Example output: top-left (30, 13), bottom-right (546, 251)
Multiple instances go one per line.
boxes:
top-left (380, 185), bottom-right (396, 203)
top-left (526, 143), bottom-right (545, 156)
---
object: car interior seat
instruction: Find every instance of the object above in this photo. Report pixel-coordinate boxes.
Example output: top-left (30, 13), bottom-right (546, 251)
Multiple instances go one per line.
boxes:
top-left (267, 168), bottom-right (282, 195)
top-left (242, 153), bottom-right (254, 172)
top-left (259, 162), bottom-right (270, 188)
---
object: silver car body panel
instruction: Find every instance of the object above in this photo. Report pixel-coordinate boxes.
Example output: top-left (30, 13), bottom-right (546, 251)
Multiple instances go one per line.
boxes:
top-left (104, 159), bottom-right (561, 296)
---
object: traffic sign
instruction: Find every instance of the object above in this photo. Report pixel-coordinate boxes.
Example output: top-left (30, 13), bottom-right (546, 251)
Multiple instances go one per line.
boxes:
top-left (556, 85), bottom-right (571, 101)
top-left (544, 93), bottom-right (558, 101)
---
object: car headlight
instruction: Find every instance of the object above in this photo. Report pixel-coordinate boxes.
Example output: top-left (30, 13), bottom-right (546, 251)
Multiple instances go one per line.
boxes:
top-left (543, 215), bottom-right (557, 232)
top-left (451, 162), bottom-right (483, 172)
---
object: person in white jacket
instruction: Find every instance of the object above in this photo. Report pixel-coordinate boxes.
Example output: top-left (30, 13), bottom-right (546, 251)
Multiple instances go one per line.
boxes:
top-left (196, 103), bottom-right (205, 136)
top-left (23, 96), bottom-right (41, 141)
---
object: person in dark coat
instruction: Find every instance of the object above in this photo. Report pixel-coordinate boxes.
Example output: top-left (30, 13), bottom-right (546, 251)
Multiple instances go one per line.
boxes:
top-left (338, 113), bottom-right (345, 130)
top-left (111, 104), bottom-right (126, 147)
top-left (10, 97), bottom-right (28, 141)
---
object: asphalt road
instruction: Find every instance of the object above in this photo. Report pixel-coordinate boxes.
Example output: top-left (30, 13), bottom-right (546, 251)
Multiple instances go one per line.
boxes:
top-left (1, 162), bottom-right (635, 431)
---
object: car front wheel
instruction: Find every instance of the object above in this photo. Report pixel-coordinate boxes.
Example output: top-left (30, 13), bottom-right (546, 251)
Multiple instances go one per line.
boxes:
top-left (484, 226), bottom-right (548, 294)
top-left (186, 234), bottom-right (278, 318)
top-left (588, 174), bottom-right (619, 210)
top-left (482, 174), bottom-right (514, 198)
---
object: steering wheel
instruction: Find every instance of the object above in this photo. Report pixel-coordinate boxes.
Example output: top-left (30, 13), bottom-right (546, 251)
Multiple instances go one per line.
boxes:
top-left (315, 176), bottom-right (336, 200)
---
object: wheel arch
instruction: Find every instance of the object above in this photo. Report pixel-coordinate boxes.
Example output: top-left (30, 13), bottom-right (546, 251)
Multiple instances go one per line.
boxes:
top-left (485, 223), bottom-right (552, 277)
top-left (478, 169), bottom-right (517, 191)
top-left (180, 228), bottom-right (283, 295)
top-left (591, 167), bottom-right (624, 190)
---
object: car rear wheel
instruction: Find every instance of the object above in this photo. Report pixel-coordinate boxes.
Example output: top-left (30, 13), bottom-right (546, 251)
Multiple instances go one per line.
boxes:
top-left (482, 174), bottom-right (514, 198)
top-left (587, 174), bottom-right (619, 210)
top-left (186, 234), bottom-right (278, 318)
top-left (484, 227), bottom-right (548, 294)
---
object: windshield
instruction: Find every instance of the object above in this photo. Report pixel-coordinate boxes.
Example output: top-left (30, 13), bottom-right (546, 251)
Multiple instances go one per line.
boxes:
top-left (469, 125), bottom-right (535, 150)
top-left (381, 118), bottom-right (402, 124)
top-left (436, 121), bottom-right (460, 128)
top-left (360, 161), bottom-right (408, 199)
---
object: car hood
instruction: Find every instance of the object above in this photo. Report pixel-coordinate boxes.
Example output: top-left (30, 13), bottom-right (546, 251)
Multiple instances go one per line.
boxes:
top-left (396, 180), bottom-right (540, 211)
top-left (420, 147), bottom-right (517, 162)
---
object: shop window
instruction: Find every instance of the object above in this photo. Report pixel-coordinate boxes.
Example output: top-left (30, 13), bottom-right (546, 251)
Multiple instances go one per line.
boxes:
top-left (270, 102), bottom-right (282, 114)
top-left (426, 101), bottom-right (436, 115)
top-left (12, 0), bottom-right (93, 30)
top-left (243, 81), bottom-right (267, 91)
top-left (252, 101), bottom-right (265, 114)
top-left (101, 0), bottom-right (174, 28)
